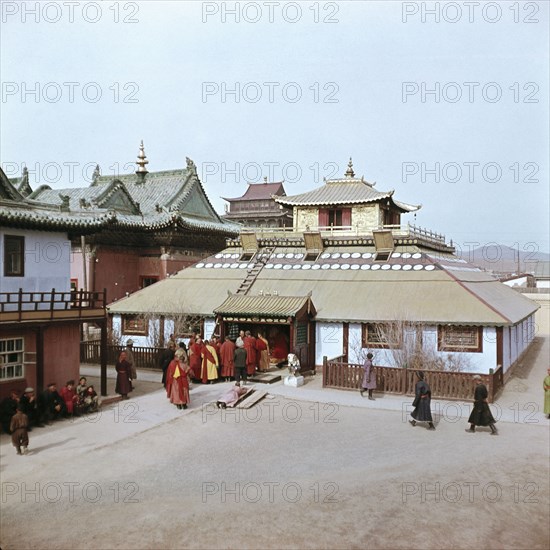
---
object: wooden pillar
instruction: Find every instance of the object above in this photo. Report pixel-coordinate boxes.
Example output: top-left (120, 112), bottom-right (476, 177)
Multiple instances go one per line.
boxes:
top-left (36, 326), bottom-right (45, 392)
top-left (343, 322), bottom-right (349, 361)
top-left (496, 326), bottom-right (503, 370)
top-left (100, 319), bottom-right (108, 396)
top-left (159, 316), bottom-right (165, 347)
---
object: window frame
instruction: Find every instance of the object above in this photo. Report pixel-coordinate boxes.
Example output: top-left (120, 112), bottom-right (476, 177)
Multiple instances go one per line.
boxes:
top-left (4, 235), bottom-right (25, 277)
top-left (438, 325), bottom-right (483, 353)
top-left (122, 315), bottom-right (148, 336)
top-left (0, 337), bottom-right (25, 381)
top-left (362, 322), bottom-right (402, 349)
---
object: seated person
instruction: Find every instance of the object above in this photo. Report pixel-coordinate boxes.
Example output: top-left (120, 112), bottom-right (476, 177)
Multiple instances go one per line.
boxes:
top-left (60, 380), bottom-right (79, 416)
top-left (76, 377), bottom-right (88, 399)
top-left (40, 383), bottom-right (67, 422)
top-left (83, 385), bottom-right (101, 413)
top-left (0, 390), bottom-right (20, 434)
top-left (19, 387), bottom-right (44, 429)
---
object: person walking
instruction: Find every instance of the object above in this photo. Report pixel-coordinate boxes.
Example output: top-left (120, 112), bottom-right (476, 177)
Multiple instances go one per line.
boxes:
top-left (10, 405), bottom-right (29, 455)
top-left (466, 375), bottom-right (498, 435)
top-left (360, 352), bottom-right (376, 400)
top-left (166, 355), bottom-right (191, 410)
top-left (115, 351), bottom-right (133, 400)
top-left (543, 367), bottom-right (550, 420)
top-left (409, 371), bottom-right (435, 430)
top-left (234, 339), bottom-right (248, 386)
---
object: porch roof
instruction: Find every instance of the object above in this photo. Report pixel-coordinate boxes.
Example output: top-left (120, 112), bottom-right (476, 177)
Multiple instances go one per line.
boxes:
top-left (214, 294), bottom-right (315, 318)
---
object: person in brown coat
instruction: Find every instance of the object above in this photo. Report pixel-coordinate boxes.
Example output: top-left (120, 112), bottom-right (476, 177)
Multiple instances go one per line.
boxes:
top-left (115, 351), bottom-right (133, 399)
top-left (220, 336), bottom-right (236, 381)
top-left (10, 405), bottom-right (29, 455)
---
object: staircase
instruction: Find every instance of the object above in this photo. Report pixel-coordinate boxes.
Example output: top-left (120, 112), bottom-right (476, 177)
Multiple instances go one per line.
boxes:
top-left (235, 248), bottom-right (273, 295)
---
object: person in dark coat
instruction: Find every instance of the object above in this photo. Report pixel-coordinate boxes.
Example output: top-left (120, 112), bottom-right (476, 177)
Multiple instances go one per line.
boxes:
top-left (409, 371), bottom-right (435, 430)
top-left (0, 390), bottom-right (20, 434)
top-left (466, 375), bottom-right (498, 435)
top-left (115, 351), bottom-right (133, 399)
top-left (19, 387), bottom-right (44, 429)
top-left (10, 404), bottom-right (29, 455)
top-left (234, 339), bottom-right (248, 386)
top-left (40, 383), bottom-right (67, 422)
top-left (360, 353), bottom-right (376, 400)
top-left (160, 343), bottom-right (176, 387)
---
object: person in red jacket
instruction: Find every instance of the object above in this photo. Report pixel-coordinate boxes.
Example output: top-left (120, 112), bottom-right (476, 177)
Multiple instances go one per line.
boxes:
top-left (166, 356), bottom-right (191, 409)
top-left (220, 336), bottom-right (236, 381)
top-left (243, 331), bottom-right (257, 376)
top-left (60, 380), bottom-right (79, 416)
top-left (189, 337), bottom-right (204, 381)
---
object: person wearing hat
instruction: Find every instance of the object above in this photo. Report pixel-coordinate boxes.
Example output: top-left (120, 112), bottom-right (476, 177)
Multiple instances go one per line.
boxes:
top-left (466, 375), bottom-right (498, 435)
top-left (233, 338), bottom-right (248, 386)
top-left (0, 390), bottom-right (20, 434)
top-left (125, 339), bottom-right (137, 382)
top-left (409, 371), bottom-right (436, 430)
top-left (360, 353), bottom-right (376, 400)
top-left (19, 387), bottom-right (44, 429)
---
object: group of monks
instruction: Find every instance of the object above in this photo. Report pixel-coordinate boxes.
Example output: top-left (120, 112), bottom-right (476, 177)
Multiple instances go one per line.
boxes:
top-left (187, 330), bottom-right (271, 383)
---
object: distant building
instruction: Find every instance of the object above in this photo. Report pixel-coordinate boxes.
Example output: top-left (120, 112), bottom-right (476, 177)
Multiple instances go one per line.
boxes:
top-left (222, 179), bottom-right (292, 228)
top-left (0, 168), bottom-right (106, 399)
top-left (530, 262), bottom-right (550, 289)
top-left (109, 159), bottom-right (539, 377)
top-left (11, 143), bottom-right (239, 303)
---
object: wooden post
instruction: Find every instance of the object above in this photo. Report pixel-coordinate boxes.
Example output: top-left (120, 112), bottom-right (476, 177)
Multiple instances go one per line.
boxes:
top-left (100, 289), bottom-right (108, 396)
top-left (36, 326), bottom-right (44, 392)
top-left (322, 355), bottom-right (327, 387)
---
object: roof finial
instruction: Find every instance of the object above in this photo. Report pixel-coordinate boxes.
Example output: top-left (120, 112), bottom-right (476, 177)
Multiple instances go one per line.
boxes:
top-left (136, 140), bottom-right (149, 183)
top-left (345, 157), bottom-right (355, 178)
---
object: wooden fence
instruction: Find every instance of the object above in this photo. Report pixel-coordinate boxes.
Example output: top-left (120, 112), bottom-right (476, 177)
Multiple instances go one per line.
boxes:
top-left (322, 357), bottom-right (503, 402)
top-left (81, 340), bottom-right (164, 370)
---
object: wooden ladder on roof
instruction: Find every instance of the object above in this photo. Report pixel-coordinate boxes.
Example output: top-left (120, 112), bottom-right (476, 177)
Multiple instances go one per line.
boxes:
top-left (235, 247), bottom-right (273, 295)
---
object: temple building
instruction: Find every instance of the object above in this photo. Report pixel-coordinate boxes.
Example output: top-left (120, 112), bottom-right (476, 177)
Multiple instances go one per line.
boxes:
top-left (222, 179), bottom-right (292, 228)
top-left (0, 168), bottom-right (107, 399)
top-left (11, 143), bottom-right (240, 303)
top-left (108, 159), bottom-right (539, 379)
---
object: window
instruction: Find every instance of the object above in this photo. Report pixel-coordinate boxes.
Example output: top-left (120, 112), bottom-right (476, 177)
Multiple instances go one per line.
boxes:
top-left (4, 235), bottom-right (24, 277)
top-left (0, 338), bottom-right (24, 381)
top-left (122, 315), bottom-right (148, 335)
top-left (362, 323), bottom-right (402, 349)
top-left (140, 276), bottom-right (158, 288)
top-left (438, 325), bottom-right (483, 352)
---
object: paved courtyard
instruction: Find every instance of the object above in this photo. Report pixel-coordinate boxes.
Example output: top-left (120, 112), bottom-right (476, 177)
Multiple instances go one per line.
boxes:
top-left (1, 301), bottom-right (549, 549)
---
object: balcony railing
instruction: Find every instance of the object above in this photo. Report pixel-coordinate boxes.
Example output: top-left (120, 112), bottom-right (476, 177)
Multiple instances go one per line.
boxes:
top-left (0, 288), bottom-right (107, 323)
top-left (235, 222), bottom-right (448, 245)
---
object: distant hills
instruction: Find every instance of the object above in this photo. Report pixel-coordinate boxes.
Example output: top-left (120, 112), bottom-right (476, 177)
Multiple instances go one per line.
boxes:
top-left (456, 245), bottom-right (550, 275)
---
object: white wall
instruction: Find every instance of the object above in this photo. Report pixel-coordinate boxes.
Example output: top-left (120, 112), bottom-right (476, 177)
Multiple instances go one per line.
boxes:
top-left (0, 228), bottom-right (71, 294)
top-left (315, 322), bottom-right (344, 365)
top-left (536, 279), bottom-right (550, 289)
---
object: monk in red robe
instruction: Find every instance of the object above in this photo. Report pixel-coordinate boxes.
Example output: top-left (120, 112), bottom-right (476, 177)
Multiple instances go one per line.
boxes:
top-left (256, 332), bottom-right (269, 372)
top-left (244, 331), bottom-right (257, 376)
top-left (189, 337), bottom-right (204, 381)
top-left (166, 356), bottom-right (190, 409)
top-left (201, 340), bottom-right (219, 384)
top-left (220, 336), bottom-right (236, 381)
top-left (270, 327), bottom-right (289, 362)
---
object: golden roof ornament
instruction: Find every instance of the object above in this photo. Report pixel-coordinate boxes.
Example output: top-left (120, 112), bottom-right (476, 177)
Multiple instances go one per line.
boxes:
top-left (136, 140), bottom-right (149, 182)
top-left (345, 157), bottom-right (355, 178)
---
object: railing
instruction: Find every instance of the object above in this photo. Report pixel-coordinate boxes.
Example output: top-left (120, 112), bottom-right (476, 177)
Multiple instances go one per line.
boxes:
top-left (0, 289), bottom-right (107, 322)
top-left (81, 340), bottom-right (164, 370)
top-left (234, 223), bottom-right (449, 245)
top-left (322, 357), bottom-right (500, 402)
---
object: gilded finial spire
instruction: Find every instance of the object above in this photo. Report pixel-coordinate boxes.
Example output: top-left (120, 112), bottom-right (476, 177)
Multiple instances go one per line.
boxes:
top-left (136, 140), bottom-right (149, 182)
top-left (345, 157), bottom-right (355, 178)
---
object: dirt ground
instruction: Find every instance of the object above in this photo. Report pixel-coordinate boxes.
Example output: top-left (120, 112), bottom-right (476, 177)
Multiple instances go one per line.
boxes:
top-left (1, 299), bottom-right (548, 549)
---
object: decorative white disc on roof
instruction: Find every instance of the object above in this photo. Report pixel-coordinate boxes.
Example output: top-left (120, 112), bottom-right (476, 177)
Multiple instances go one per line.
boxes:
top-left (295, 253), bottom-right (304, 259)
top-left (214, 263), bottom-right (222, 268)
top-left (215, 253), bottom-right (223, 259)
top-left (276, 253), bottom-right (285, 259)
top-left (205, 263), bottom-right (213, 268)
top-left (361, 264), bottom-right (371, 270)
top-left (311, 264), bottom-right (321, 270)
top-left (392, 252), bottom-right (401, 258)
top-left (321, 253), bottom-right (330, 259)
top-left (381, 264), bottom-right (391, 270)
top-left (231, 253), bottom-right (239, 259)
top-left (222, 263), bottom-right (230, 268)
top-left (351, 252), bottom-right (361, 259)
top-left (402, 253), bottom-right (412, 259)
top-left (331, 253), bottom-right (341, 259)
top-left (321, 264), bottom-right (330, 270)
top-left (341, 264), bottom-right (350, 270)
top-left (230, 263), bottom-right (239, 269)
top-left (302, 264), bottom-right (311, 270)
top-left (413, 264), bottom-right (423, 270)
top-left (283, 264), bottom-right (292, 270)
top-left (412, 253), bottom-right (422, 259)
top-left (265, 263), bottom-right (274, 269)
top-left (392, 264), bottom-right (402, 270)
top-left (402, 265), bottom-right (412, 270)
top-left (293, 264), bottom-right (301, 270)
top-left (341, 253), bottom-right (351, 259)
top-left (239, 263), bottom-right (248, 269)
top-left (362, 252), bottom-right (372, 259)
top-left (371, 264), bottom-right (381, 270)
top-left (285, 253), bottom-right (294, 259)
top-left (331, 264), bottom-right (340, 270)
top-left (425, 265), bottom-right (435, 271)
top-left (196, 263), bottom-right (205, 268)
top-left (274, 263), bottom-right (282, 269)
top-left (350, 264), bottom-right (360, 270)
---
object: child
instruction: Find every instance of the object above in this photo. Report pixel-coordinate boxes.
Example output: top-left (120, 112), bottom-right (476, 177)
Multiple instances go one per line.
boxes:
top-left (10, 405), bottom-right (29, 455)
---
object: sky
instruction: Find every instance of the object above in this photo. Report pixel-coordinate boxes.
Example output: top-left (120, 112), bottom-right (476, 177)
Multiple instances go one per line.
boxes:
top-left (1, 0), bottom-right (549, 253)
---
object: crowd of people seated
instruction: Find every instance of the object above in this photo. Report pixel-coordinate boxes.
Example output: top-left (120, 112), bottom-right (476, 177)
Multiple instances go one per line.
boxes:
top-left (0, 377), bottom-right (101, 435)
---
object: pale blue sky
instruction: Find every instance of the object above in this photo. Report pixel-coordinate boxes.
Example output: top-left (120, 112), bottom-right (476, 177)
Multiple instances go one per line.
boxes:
top-left (1, 1), bottom-right (549, 251)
